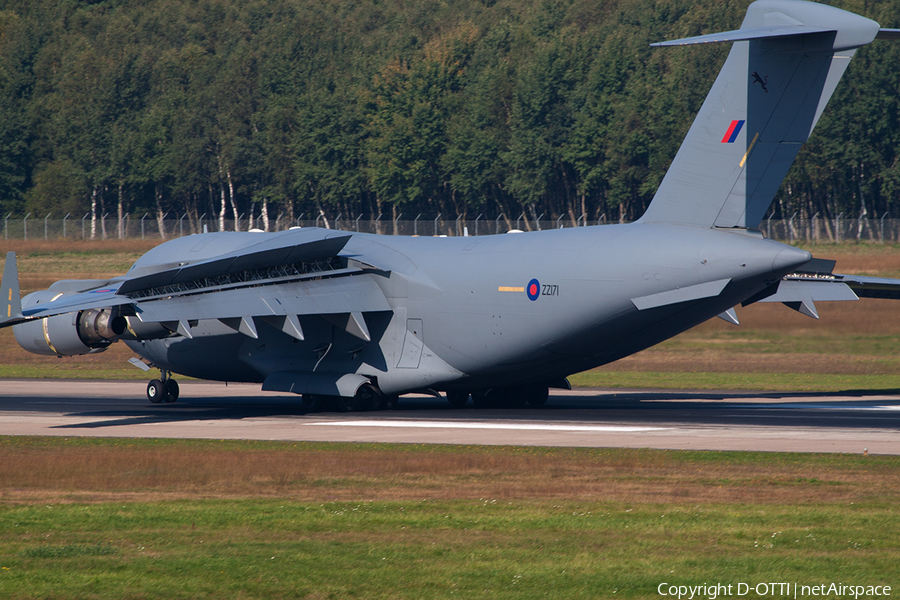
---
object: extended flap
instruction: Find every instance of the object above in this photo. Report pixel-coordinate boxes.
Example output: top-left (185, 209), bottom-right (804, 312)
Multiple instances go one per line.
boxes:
top-left (134, 274), bottom-right (391, 323)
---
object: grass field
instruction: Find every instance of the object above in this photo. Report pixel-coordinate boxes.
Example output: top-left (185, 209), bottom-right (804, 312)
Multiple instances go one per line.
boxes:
top-left (1, 437), bottom-right (898, 599)
top-left (3, 239), bottom-right (900, 389)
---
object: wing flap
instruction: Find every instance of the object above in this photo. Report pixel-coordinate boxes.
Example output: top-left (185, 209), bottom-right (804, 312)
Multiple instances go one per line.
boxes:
top-left (133, 274), bottom-right (391, 324)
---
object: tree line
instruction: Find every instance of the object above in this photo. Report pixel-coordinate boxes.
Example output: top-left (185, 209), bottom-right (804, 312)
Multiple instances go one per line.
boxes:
top-left (1, 0), bottom-right (898, 238)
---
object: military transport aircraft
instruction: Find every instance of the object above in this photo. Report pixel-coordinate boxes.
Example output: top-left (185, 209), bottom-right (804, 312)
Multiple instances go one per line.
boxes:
top-left (3, 0), bottom-right (900, 410)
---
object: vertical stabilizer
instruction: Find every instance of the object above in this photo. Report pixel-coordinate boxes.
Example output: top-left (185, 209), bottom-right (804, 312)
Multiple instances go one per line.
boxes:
top-left (639, 0), bottom-right (880, 229)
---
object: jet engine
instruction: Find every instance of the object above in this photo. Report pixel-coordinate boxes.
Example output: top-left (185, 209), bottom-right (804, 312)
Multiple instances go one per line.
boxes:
top-left (12, 291), bottom-right (127, 356)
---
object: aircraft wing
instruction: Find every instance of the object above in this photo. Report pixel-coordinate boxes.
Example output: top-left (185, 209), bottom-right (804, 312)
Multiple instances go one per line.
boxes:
top-left (0, 234), bottom-right (391, 342)
top-left (132, 273), bottom-right (392, 341)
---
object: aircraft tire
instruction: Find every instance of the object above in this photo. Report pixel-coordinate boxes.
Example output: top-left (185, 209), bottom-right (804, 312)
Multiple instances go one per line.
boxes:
top-left (446, 390), bottom-right (469, 408)
top-left (147, 379), bottom-right (165, 403)
top-left (381, 394), bottom-right (399, 410)
top-left (338, 384), bottom-right (381, 412)
top-left (506, 388), bottom-right (528, 408)
top-left (472, 389), bottom-right (520, 408)
top-left (302, 394), bottom-right (327, 412)
top-left (525, 385), bottom-right (549, 406)
top-left (164, 379), bottom-right (179, 402)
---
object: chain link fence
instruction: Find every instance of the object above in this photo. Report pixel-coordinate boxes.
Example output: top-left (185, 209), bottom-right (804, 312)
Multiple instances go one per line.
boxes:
top-left (4, 213), bottom-right (899, 244)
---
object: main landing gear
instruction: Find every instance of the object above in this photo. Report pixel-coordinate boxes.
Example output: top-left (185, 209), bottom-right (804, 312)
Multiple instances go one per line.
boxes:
top-left (301, 383), bottom-right (398, 413)
top-left (147, 370), bottom-right (179, 403)
top-left (446, 384), bottom-right (549, 409)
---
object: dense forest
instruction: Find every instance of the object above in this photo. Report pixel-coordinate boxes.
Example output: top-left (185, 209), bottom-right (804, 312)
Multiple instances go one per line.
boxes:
top-left (1, 0), bottom-right (899, 236)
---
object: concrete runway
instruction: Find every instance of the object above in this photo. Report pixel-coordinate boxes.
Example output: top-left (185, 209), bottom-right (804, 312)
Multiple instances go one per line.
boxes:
top-left (1, 379), bottom-right (899, 454)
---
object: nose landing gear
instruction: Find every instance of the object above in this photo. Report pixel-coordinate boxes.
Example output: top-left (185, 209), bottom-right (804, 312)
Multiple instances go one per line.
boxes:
top-left (147, 370), bottom-right (179, 403)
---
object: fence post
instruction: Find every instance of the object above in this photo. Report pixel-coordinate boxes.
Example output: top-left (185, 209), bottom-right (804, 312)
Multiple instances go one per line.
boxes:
top-left (535, 213), bottom-right (544, 231)
top-left (23, 213), bottom-right (30, 241)
top-left (141, 213), bottom-right (147, 240)
top-left (63, 213), bottom-right (70, 238)
top-left (557, 215), bottom-right (564, 229)
top-left (4, 213), bottom-right (9, 240)
top-left (432, 213), bottom-right (439, 236)
top-left (474, 214), bottom-right (481, 236)
top-left (456, 215), bottom-right (463, 236)
top-left (44, 213), bottom-right (51, 240)
top-left (495, 214), bottom-right (503, 235)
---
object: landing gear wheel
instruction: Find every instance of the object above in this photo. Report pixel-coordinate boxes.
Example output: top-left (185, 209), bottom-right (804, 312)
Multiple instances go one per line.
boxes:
top-left (164, 379), bottom-right (179, 403)
top-left (446, 390), bottom-right (469, 408)
top-left (381, 394), bottom-right (399, 410)
top-left (472, 388), bottom-right (525, 408)
top-left (506, 388), bottom-right (528, 408)
top-left (338, 383), bottom-right (381, 412)
top-left (147, 379), bottom-right (165, 403)
top-left (525, 385), bottom-right (549, 406)
top-left (302, 394), bottom-right (326, 412)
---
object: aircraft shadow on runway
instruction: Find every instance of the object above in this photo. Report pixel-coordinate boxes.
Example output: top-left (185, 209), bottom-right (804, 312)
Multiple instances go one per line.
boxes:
top-left (10, 389), bottom-right (898, 431)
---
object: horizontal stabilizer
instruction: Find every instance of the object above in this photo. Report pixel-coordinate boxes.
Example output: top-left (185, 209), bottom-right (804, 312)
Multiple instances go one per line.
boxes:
top-left (651, 25), bottom-right (835, 47)
top-left (757, 279), bottom-right (858, 319)
top-left (833, 274), bottom-right (900, 300)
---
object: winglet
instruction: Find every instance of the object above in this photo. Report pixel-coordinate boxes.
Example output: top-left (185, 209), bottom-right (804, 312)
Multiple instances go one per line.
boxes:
top-left (1, 252), bottom-right (24, 327)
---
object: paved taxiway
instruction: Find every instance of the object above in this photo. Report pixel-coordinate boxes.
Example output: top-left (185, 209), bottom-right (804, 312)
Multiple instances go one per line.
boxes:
top-left (1, 379), bottom-right (899, 454)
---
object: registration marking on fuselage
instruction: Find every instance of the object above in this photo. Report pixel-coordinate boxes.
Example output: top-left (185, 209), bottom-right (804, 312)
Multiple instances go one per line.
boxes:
top-left (310, 420), bottom-right (666, 432)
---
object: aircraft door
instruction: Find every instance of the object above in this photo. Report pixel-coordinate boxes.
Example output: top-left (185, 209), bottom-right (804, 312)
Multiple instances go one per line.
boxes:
top-left (397, 319), bottom-right (423, 368)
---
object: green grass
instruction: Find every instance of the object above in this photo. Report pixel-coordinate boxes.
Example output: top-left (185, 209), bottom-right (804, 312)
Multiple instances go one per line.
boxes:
top-left (0, 365), bottom-right (148, 380)
top-left (1, 498), bottom-right (896, 599)
top-left (1, 438), bottom-right (899, 599)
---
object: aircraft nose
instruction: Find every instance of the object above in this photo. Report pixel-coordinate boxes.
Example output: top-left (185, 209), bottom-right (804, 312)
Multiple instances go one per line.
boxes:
top-left (772, 246), bottom-right (812, 273)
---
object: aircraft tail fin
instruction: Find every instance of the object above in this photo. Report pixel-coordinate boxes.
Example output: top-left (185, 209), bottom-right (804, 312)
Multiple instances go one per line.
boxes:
top-left (1, 252), bottom-right (24, 328)
top-left (639, 0), bottom-right (882, 229)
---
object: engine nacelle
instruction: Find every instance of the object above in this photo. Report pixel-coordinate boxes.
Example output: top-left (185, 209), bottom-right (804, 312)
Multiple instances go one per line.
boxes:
top-left (12, 291), bottom-right (128, 356)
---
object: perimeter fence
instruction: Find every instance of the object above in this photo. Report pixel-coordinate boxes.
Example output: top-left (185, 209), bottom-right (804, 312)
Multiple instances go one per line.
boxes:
top-left (3, 213), bottom-right (899, 244)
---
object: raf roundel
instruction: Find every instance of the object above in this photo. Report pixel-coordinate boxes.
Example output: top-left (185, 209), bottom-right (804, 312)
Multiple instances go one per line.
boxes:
top-left (527, 279), bottom-right (540, 301)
